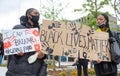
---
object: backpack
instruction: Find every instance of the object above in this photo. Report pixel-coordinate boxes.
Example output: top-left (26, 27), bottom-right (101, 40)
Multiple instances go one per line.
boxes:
top-left (110, 31), bottom-right (120, 63)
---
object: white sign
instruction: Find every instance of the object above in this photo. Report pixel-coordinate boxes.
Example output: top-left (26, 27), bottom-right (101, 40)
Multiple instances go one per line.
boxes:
top-left (2, 28), bottom-right (41, 55)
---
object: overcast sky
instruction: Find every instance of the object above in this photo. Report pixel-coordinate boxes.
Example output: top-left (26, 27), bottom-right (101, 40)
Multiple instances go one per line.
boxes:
top-left (0, 0), bottom-right (115, 31)
top-left (0, 0), bottom-right (42, 30)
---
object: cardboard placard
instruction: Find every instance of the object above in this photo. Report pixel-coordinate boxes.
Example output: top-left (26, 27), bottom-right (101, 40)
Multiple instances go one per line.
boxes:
top-left (40, 20), bottom-right (111, 61)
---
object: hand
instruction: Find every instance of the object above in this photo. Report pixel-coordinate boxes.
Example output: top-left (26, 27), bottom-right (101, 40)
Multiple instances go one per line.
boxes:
top-left (97, 59), bottom-right (101, 63)
top-left (74, 57), bottom-right (78, 62)
top-left (37, 51), bottom-right (45, 59)
top-left (17, 51), bottom-right (24, 56)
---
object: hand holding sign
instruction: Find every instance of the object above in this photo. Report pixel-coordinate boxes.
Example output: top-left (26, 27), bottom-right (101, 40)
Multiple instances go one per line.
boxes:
top-left (17, 51), bottom-right (24, 56)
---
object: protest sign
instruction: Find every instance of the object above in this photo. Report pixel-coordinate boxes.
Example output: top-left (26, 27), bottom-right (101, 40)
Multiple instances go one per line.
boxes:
top-left (2, 28), bottom-right (41, 55)
top-left (40, 20), bottom-right (111, 61)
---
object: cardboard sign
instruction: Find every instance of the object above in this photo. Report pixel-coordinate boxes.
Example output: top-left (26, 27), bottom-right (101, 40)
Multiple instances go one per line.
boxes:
top-left (40, 20), bottom-right (111, 61)
top-left (2, 28), bottom-right (41, 55)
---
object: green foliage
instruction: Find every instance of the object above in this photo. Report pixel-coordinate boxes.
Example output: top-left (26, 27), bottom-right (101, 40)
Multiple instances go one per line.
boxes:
top-left (59, 71), bottom-right (67, 76)
top-left (111, 28), bottom-right (120, 32)
top-left (74, 9), bottom-right (82, 12)
top-left (82, 0), bottom-right (111, 18)
top-left (0, 33), bottom-right (2, 40)
top-left (74, 0), bottom-right (115, 28)
top-left (58, 68), bottom-right (96, 76)
top-left (70, 70), bottom-right (77, 76)
top-left (55, 68), bottom-right (120, 76)
top-left (42, 0), bottom-right (69, 21)
top-left (118, 73), bottom-right (120, 76)
top-left (45, 60), bottom-right (57, 69)
top-left (88, 68), bottom-right (95, 75)
top-left (86, 14), bottom-right (97, 28)
top-left (0, 64), bottom-right (7, 67)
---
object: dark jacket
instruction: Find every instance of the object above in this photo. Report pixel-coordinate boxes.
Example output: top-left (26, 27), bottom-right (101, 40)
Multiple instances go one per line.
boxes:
top-left (93, 28), bottom-right (117, 76)
top-left (0, 40), bottom-right (4, 56)
top-left (6, 19), bottom-right (46, 76)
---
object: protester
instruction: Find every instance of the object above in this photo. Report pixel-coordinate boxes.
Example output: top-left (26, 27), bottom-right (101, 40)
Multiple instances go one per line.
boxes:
top-left (76, 58), bottom-right (88, 76)
top-left (73, 51), bottom-right (88, 76)
top-left (6, 8), bottom-right (47, 76)
top-left (94, 13), bottom-right (117, 76)
top-left (0, 40), bottom-right (4, 65)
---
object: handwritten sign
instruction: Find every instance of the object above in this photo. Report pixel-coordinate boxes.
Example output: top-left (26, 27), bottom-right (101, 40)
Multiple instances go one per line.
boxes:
top-left (2, 28), bottom-right (41, 55)
top-left (40, 20), bottom-right (111, 61)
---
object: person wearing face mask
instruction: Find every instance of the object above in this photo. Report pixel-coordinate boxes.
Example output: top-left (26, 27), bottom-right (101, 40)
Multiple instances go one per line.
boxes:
top-left (6, 8), bottom-right (47, 76)
top-left (93, 13), bottom-right (117, 76)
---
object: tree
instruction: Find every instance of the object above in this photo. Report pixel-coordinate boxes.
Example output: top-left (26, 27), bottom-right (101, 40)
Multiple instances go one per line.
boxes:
top-left (76, 0), bottom-right (112, 18)
top-left (114, 0), bottom-right (120, 21)
top-left (41, 0), bottom-right (69, 70)
top-left (74, 0), bottom-right (115, 28)
top-left (87, 14), bottom-right (97, 28)
top-left (41, 0), bottom-right (69, 21)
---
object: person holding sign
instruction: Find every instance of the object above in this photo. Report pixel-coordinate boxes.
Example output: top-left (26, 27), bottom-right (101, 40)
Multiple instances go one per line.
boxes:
top-left (94, 13), bottom-right (117, 76)
top-left (73, 51), bottom-right (88, 76)
top-left (75, 58), bottom-right (89, 76)
top-left (6, 8), bottom-right (47, 76)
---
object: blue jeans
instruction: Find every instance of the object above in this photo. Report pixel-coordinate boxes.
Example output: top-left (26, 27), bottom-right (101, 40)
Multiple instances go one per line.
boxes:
top-left (0, 55), bottom-right (3, 64)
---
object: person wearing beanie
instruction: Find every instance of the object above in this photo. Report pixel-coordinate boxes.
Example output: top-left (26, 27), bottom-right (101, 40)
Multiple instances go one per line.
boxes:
top-left (94, 13), bottom-right (117, 76)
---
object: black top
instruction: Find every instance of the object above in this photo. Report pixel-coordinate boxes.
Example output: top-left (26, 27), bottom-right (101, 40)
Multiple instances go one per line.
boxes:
top-left (0, 40), bottom-right (4, 56)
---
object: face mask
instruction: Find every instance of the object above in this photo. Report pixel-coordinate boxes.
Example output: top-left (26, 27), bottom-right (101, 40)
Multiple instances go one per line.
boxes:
top-left (31, 15), bottom-right (39, 23)
top-left (98, 22), bottom-right (106, 28)
top-left (98, 24), bottom-right (106, 28)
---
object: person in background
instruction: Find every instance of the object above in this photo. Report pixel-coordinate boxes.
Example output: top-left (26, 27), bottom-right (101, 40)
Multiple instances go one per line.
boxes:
top-left (6, 8), bottom-right (47, 76)
top-left (0, 40), bottom-right (4, 65)
top-left (77, 58), bottom-right (88, 76)
top-left (73, 53), bottom-right (88, 76)
top-left (94, 13), bottom-right (117, 76)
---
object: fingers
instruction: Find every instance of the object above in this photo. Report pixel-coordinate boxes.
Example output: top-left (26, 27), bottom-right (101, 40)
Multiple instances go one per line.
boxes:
top-left (37, 51), bottom-right (45, 59)
top-left (17, 51), bottom-right (24, 56)
top-left (97, 59), bottom-right (101, 63)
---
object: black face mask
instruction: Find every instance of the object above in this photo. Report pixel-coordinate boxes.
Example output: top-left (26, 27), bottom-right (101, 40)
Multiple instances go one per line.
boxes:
top-left (31, 15), bottom-right (39, 23)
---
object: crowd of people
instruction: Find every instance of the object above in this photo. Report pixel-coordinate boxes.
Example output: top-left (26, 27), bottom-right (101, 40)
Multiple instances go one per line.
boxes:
top-left (0, 8), bottom-right (119, 76)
